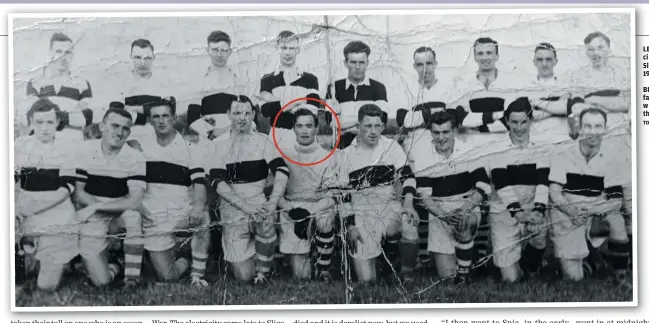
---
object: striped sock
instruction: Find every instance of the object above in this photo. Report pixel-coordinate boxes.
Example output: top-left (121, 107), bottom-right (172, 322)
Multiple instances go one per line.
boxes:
top-left (418, 215), bottom-right (429, 267)
top-left (608, 239), bottom-right (631, 271)
top-left (474, 221), bottom-right (490, 260)
top-left (108, 263), bottom-right (120, 282)
top-left (255, 232), bottom-right (278, 275)
top-left (123, 243), bottom-right (144, 282)
top-left (315, 230), bottom-right (334, 273)
top-left (190, 252), bottom-right (208, 278)
top-left (456, 239), bottom-right (475, 276)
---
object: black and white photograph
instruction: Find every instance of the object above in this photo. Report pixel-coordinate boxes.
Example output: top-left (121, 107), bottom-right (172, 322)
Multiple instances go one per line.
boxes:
top-left (10, 9), bottom-right (635, 308)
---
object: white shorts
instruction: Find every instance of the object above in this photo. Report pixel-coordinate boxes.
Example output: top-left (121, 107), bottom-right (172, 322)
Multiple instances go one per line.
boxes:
top-left (20, 198), bottom-right (79, 265)
top-left (78, 211), bottom-right (128, 257)
top-left (279, 199), bottom-right (335, 255)
top-left (350, 200), bottom-right (403, 260)
top-left (142, 206), bottom-right (199, 252)
top-left (219, 195), bottom-right (266, 263)
top-left (489, 205), bottom-right (547, 268)
top-left (427, 198), bottom-right (481, 255)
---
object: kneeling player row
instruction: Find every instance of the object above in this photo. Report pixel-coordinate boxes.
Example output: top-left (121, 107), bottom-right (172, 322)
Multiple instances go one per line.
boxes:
top-left (15, 97), bottom-right (630, 291)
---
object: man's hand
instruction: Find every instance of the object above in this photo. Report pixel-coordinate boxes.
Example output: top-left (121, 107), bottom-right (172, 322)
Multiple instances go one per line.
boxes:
top-left (401, 205), bottom-right (420, 227)
top-left (570, 207), bottom-right (591, 227)
top-left (77, 204), bottom-right (98, 223)
top-left (260, 199), bottom-right (279, 220)
top-left (527, 210), bottom-right (545, 225)
top-left (239, 203), bottom-right (264, 220)
top-left (346, 226), bottom-right (364, 255)
top-left (515, 210), bottom-right (532, 224)
top-left (445, 209), bottom-right (465, 232)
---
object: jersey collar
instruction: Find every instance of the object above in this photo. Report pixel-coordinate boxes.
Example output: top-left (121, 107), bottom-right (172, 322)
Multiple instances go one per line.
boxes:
top-left (345, 77), bottom-right (371, 90)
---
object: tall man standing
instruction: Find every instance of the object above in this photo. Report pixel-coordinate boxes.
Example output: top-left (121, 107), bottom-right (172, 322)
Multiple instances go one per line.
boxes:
top-left (259, 30), bottom-right (322, 150)
top-left (21, 32), bottom-right (95, 142)
top-left (325, 41), bottom-right (388, 150)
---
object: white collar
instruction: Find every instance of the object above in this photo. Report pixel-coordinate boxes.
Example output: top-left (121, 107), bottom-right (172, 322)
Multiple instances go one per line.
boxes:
top-left (274, 66), bottom-right (303, 77)
top-left (345, 77), bottom-right (371, 90)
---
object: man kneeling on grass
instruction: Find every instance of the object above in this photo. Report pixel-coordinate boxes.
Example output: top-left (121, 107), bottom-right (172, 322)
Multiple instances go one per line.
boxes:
top-left (128, 97), bottom-right (211, 287)
top-left (548, 107), bottom-right (630, 289)
top-left (15, 98), bottom-right (80, 291)
top-left (276, 106), bottom-right (337, 281)
top-left (207, 96), bottom-right (290, 284)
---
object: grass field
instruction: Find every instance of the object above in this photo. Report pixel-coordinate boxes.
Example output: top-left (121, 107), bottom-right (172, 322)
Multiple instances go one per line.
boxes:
top-left (15, 265), bottom-right (632, 307)
top-left (15, 238), bottom-right (633, 307)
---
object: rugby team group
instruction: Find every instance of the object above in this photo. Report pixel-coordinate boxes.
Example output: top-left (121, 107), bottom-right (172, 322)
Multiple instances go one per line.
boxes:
top-left (13, 25), bottom-right (633, 296)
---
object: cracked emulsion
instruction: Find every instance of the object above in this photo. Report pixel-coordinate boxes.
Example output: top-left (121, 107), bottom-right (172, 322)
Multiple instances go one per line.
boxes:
top-left (12, 12), bottom-right (633, 304)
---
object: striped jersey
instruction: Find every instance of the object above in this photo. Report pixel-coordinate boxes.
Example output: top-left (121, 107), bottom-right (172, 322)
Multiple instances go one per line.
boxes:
top-left (565, 65), bottom-right (631, 131)
top-left (324, 77), bottom-right (388, 130)
top-left (281, 142), bottom-right (338, 201)
top-left (188, 66), bottom-right (242, 136)
top-left (14, 136), bottom-right (76, 197)
top-left (208, 130), bottom-right (290, 199)
top-left (451, 71), bottom-right (521, 133)
top-left (260, 68), bottom-right (321, 130)
top-left (339, 137), bottom-right (416, 208)
top-left (73, 139), bottom-right (147, 202)
top-left (410, 138), bottom-right (491, 205)
top-left (138, 132), bottom-right (206, 214)
top-left (486, 136), bottom-right (551, 216)
top-left (397, 80), bottom-right (453, 131)
top-left (25, 75), bottom-right (94, 140)
top-left (549, 143), bottom-right (624, 207)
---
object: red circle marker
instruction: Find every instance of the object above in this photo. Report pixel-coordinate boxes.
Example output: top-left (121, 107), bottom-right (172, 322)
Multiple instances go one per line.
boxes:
top-left (272, 97), bottom-right (341, 167)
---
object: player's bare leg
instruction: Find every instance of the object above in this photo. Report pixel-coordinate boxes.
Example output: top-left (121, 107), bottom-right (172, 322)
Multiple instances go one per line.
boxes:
top-left (433, 253), bottom-right (457, 279)
top-left (560, 258), bottom-right (584, 281)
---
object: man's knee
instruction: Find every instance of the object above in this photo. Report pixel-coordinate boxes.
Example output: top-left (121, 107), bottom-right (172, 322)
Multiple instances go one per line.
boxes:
top-left (36, 264), bottom-right (64, 291)
top-left (385, 218), bottom-right (402, 237)
top-left (315, 213), bottom-right (334, 233)
top-left (606, 213), bottom-right (628, 241)
top-left (560, 258), bottom-right (584, 281)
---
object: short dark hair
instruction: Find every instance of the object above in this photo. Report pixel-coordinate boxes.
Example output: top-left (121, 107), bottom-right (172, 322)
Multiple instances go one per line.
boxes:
top-left (50, 32), bottom-right (73, 49)
top-left (131, 39), bottom-right (154, 53)
top-left (344, 41), bottom-right (371, 61)
top-left (103, 107), bottom-right (134, 122)
top-left (584, 31), bottom-right (611, 47)
top-left (277, 30), bottom-right (298, 44)
top-left (535, 42), bottom-right (557, 58)
top-left (358, 104), bottom-right (384, 123)
top-left (146, 97), bottom-right (177, 116)
top-left (27, 98), bottom-right (61, 124)
top-left (294, 107), bottom-right (319, 128)
top-left (207, 31), bottom-right (231, 46)
top-left (228, 95), bottom-right (256, 113)
top-left (579, 107), bottom-right (608, 127)
top-left (429, 111), bottom-right (457, 129)
top-left (473, 37), bottom-right (499, 55)
top-left (505, 97), bottom-right (534, 121)
top-left (413, 46), bottom-right (436, 60)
